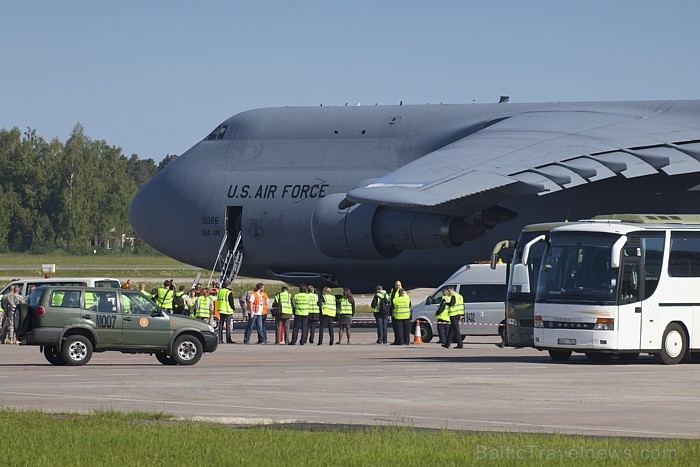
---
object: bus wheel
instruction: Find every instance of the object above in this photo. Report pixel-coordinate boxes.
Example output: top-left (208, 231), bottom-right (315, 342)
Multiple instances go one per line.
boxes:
top-left (655, 323), bottom-right (687, 365)
top-left (548, 350), bottom-right (572, 361)
top-left (419, 322), bottom-right (433, 343)
top-left (617, 353), bottom-right (639, 361)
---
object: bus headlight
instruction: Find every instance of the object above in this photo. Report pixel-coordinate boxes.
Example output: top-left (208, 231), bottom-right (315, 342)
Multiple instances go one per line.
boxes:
top-left (593, 318), bottom-right (614, 330)
top-left (534, 315), bottom-right (543, 328)
top-left (507, 318), bottom-right (517, 326)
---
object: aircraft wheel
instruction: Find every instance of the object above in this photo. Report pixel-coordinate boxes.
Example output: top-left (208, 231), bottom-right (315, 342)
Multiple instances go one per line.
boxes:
top-left (654, 323), bottom-right (687, 365)
top-left (43, 346), bottom-right (66, 366)
top-left (548, 350), bottom-right (572, 361)
top-left (61, 335), bottom-right (93, 366)
top-left (172, 335), bottom-right (203, 365)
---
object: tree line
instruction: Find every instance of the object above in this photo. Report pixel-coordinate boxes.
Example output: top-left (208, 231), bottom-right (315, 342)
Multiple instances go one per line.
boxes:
top-left (0, 125), bottom-right (176, 254)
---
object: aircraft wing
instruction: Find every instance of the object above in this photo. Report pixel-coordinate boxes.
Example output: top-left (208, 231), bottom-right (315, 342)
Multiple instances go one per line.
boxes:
top-left (346, 105), bottom-right (700, 217)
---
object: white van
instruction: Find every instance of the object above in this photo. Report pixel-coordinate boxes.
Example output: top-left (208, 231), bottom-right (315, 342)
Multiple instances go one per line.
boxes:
top-left (411, 263), bottom-right (506, 343)
top-left (0, 277), bottom-right (121, 298)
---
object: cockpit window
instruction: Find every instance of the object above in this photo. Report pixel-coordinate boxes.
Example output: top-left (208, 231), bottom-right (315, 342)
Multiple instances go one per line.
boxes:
top-left (206, 124), bottom-right (227, 141)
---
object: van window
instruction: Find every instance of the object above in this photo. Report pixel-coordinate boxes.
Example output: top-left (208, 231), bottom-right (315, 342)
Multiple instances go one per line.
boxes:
top-left (460, 284), bottom-right (505, 303)
top-left (95, 280), bottom-right (120, 288)
top-left (426, 285), bottom-right (456, 304)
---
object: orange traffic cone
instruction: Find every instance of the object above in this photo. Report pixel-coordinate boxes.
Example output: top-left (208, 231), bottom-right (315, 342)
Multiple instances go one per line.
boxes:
top-left (412, 320), bottom-right (424, 345)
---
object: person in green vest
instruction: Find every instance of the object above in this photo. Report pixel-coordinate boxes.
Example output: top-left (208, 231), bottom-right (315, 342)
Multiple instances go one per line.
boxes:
top-left (370, 285), bottom-right (390, 344)
top-left (337, 288), bottom-right (355, 344)
top-left (155, 280), bottom-right (174, 312)
top-left (434, 288), bottom-right (452, 345)
top-left (84, 291), bottom-right (98, 311)
top-left (195, 287), bottom-right (214, 323)
top-left (442, 286), bottom-right (464, 349)
top-left (139, 283), bottom-right (153, 299)
top-left (389, 280), bottom-right (403, 345)
top-left (307, 285), bottom-right (321, 343)
top-left (317, 287), bottom-right (337, 345)
top-left (391, 288), bottom-right (412, 346)
top-left (274, 286), bottom-right (293, 344)
top-left (289, 285), bottom-right (309, 345)
top-left (216, 280), bottom-right (236, 343)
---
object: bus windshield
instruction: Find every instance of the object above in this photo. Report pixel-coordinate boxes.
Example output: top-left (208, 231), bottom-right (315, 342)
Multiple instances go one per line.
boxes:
top-left (536, 231), bottom-right (620, 305)
top-left (507, 231), bottom-right (547, 302)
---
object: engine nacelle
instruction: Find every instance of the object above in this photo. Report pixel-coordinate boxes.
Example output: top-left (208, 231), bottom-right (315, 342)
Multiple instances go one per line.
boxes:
top-left (311, 194), bottom-right (510, 260)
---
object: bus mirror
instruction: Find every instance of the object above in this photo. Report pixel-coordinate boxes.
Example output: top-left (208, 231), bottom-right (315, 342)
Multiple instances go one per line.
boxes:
top-left (511, 263), bottom-right (530, 293)
top-left (522, 235), bottom-right (546, 266)
top-left (611, 235), bottom-right (628, 269)
top-left (490, 240), bottom-right (515, 269)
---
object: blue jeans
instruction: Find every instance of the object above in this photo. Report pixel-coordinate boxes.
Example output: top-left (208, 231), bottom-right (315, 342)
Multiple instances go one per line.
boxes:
top-left (244, 315), bottom-right (264, 343)
top-left (374, 315), bottom-right (388, 344)
top-left (219, 313), bottom-right (233, 342)
top-left (291, 315), bottom-right (308, 344)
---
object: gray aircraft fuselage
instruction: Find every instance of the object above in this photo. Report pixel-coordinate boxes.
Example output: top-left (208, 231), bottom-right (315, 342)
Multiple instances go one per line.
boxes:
top-left (129, 101), bottom-right (700, 291)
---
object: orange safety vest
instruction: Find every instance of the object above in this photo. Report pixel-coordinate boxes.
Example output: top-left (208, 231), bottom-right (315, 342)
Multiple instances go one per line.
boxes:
top-left (261, 292), bottom-right (269, 315)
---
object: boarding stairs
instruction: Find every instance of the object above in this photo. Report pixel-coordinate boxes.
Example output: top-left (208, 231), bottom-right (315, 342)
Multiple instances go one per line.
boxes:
top-left (208, 231), bottom-right (244, 287)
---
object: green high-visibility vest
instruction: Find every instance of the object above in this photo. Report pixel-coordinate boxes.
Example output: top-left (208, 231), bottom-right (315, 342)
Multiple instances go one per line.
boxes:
top-left (276, 291), bottom-right (292, 315)
top-left (321, 294), bottom-right (336, 317)
top-left (307, 293), bottom-right (320, 314)
top-left (339, 297), bottom-right (353, 315)
top-left (217, 288), bottom-right (233, 314)
top-left (51, 292), bottom-right (65, 307)
top-left (195, 296), bottom-right (211, 319)
top-left (156, 287), bottom-right (173, 310)
top-left (436, 295), bottom-right (450, 322)
top-left (372, 291), bottom-right (387, 313)
top-left (85, 292), bottom-right (97, 310)
top-left (448, 293), bottom-right (465, 317)
top-left (392, 295), bottom-right (410, 320)
top-left (294, 292), bottom-right (309, 316)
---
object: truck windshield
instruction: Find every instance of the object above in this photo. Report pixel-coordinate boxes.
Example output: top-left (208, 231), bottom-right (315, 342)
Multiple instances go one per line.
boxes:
top-left (536, 231), bottom-right (619, 305)
top-left (507, 231), bottom-right (546, 302)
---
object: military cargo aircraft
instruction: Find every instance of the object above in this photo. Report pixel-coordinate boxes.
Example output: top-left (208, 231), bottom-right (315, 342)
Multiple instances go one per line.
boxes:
top-left (129, 100), bottom-right (700, 291)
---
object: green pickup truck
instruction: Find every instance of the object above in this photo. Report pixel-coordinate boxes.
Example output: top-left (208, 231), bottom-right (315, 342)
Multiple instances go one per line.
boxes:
top-left (16, 286), bottom-right (218, 366)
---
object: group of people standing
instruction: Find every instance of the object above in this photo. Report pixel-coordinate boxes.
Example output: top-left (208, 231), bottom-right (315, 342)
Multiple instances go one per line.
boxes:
top-left (142, 278), bottom-right (465, 349)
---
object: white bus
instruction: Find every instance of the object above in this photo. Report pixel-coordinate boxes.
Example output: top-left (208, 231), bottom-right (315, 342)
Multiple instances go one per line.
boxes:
top-left (534, 214), bottom-right (700, 364)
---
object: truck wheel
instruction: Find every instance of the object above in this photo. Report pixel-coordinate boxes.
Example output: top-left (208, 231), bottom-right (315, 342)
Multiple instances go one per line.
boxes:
top-left (548, 350), bottom-right (572, 361)
top-left (654, 323), bottom-right (687, 365)
top-left (43, 346), bottom-right (66, 366)
top-left (419, 322), bottom-right (433, 343)
top-left (155, 353), bottom-right (177, 365)
top-left (171, 335), bottom-right (203, 365)
top-left (498, 320), bottom-right (506, 341)
top-left (61, 335), bottom-right (93, 366)
top-left (585, 352), bottom-right (613, 363)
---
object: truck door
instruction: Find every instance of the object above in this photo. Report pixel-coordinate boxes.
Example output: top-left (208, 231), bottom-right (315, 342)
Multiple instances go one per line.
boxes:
top-left (87, 290), bottom-right (122, 346)
top-left (119, 291), bottom-right (170, 348)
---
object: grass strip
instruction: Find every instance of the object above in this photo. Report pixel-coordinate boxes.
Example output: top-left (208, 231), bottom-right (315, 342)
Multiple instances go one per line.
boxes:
top-left (0, 409), bottom-right (696, 466)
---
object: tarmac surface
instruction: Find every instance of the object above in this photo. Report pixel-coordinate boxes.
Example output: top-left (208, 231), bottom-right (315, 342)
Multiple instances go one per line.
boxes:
top-left (1, 331), bottom-right (699, 439)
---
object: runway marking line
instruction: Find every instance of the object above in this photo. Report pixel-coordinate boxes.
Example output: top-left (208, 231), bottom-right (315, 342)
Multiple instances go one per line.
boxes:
top-left (0, 390), bottom-right (697, 438)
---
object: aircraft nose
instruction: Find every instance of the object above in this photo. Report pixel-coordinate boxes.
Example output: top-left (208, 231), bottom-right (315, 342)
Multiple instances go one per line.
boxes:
top-left (129, 169), bottom-right (193, 260)
top-left (128, 173), bottom-right (162, 250)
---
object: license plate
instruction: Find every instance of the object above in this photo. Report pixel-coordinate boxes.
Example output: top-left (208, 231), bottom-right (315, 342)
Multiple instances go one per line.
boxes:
top-left (558, 338), bottom-right (576, 345)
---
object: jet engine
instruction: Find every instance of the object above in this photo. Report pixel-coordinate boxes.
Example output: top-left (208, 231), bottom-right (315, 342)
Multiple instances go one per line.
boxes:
top-left (311, 193), bottom-right (517, 260)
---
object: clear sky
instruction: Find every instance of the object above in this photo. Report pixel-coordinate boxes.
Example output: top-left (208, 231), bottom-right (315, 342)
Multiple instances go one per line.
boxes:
top-left (2, 0), bottom-right (699, 161)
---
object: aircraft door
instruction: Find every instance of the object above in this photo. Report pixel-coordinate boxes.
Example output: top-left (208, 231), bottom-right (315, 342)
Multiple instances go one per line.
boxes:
top-left (227, 206), bottom-right (243, 247)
